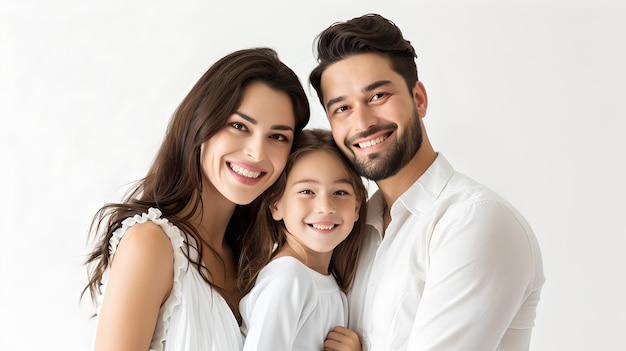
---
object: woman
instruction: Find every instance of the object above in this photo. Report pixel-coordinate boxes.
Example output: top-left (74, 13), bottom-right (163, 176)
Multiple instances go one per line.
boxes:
top-left (82, 47), bottom-right (309, 351)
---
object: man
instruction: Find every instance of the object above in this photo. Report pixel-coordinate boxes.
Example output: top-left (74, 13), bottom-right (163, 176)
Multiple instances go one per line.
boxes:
top-left (310, 14), bottom-right (545, 350)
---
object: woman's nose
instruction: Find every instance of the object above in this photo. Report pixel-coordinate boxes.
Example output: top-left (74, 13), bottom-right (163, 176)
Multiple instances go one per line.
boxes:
top-left (244, 137), bottom-right (265, 161)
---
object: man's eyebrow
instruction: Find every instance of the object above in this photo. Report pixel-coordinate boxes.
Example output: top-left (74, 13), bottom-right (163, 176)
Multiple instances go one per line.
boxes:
top-left (325, 96), bottom-right (346, 111)
top-left (234, 111), bottom-right (294, 132)
top-left (364, 80), bottom-right (392, 93)
top-left (325, 80), bottom-right (393, 110)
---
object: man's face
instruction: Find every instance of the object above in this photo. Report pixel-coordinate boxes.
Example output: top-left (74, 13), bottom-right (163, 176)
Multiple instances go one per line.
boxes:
top-left (320, 53), bottom-right (426, 181)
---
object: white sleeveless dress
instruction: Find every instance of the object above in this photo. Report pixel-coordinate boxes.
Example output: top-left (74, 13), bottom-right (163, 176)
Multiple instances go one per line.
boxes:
top-left (92, 208), bottom-right (243, 351)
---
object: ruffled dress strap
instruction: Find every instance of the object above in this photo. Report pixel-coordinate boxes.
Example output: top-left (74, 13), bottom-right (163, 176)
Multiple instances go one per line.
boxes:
top-left (96, 208), bottom-right (187, 351)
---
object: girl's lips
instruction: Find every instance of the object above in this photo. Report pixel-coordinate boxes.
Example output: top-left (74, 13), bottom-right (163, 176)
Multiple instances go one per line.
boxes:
top-left (308, 223), bottom-right (337, 231)
top-left (307, 221), bottom-right (340, 233)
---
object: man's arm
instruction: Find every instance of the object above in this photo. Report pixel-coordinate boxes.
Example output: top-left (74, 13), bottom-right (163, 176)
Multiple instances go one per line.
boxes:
top-left (408, 200), bottom-right (539, 350)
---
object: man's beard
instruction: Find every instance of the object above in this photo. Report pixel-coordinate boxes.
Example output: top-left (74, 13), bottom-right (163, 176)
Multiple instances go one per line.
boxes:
top-left (348, 107), bottom-right (422, 181)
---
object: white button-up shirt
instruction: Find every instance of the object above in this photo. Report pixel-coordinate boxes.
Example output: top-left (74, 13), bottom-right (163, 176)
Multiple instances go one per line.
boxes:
top-left (348, 154), bottom-right (544, 351)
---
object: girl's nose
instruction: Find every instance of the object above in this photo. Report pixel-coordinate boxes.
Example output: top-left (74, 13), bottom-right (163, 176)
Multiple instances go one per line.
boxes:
top-left (315, 195), bottom-right (336, 214)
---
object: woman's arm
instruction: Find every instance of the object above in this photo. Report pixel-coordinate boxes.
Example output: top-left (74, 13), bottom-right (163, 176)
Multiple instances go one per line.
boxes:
top-left (94, 222), bottom-right (174, 351)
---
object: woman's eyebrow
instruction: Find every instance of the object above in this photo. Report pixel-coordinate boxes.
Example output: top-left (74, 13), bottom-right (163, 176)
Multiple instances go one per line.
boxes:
top-left (234, 111), bottom-right (294, 131)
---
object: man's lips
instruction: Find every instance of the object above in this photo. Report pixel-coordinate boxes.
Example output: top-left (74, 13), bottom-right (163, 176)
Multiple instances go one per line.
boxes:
top-left (355, 134), bottom-right (388, 148)
top-left (351, 130), bottom-right (393, 149)
top-left (346, 124), bottom-right (397, 149)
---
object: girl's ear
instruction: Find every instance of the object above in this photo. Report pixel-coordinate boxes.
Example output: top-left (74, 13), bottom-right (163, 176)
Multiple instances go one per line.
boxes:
top-left (353, 198), bottom-right (361, 222)
top-left (270, 201), bottom-right (283, 221)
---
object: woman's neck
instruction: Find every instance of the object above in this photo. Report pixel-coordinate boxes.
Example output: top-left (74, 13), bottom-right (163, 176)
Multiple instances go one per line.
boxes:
top-left (187, 185), bottom-right (242, 322)
top-left (186, 184), bottom-right (237, 247)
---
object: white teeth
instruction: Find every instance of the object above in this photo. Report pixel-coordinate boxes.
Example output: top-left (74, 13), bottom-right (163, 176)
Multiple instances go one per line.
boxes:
top-left (358, 135), bottom-right (387, 148)
top-left (312, 224), bottom-right (335, 230)
top-left (230, 163), bottom-right (261, 178)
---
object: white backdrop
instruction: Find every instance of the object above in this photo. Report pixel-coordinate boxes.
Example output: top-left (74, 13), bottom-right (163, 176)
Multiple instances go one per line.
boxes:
top-left (2, 1), bottom-right (625, 350)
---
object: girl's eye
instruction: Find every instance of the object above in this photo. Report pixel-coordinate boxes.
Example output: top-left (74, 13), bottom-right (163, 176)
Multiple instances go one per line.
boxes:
top-left (299, 189), bottom-right (314, 195)
top-left (334, 190), bottom-right (351, 196)
top-left (230, 122), bottom-right (247, 131)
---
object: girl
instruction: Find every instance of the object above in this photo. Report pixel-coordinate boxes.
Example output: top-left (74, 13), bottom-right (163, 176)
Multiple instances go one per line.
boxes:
top-left (82, 48), bottom-right (309, 351)
top-left (238, 128), bottom-right (367, 351)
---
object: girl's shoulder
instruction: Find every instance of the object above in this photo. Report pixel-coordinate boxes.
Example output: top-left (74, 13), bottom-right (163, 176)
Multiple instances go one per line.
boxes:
top-left (252, 256), bottom-right (326, 296)
top-left (263, 256), bottom-right (310, 275)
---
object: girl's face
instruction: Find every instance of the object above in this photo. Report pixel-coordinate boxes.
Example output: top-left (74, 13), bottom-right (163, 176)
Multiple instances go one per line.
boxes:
top-left (201, 81), bottom-right (296, 205)
top-left (270, 150), bottom-right (361, 258)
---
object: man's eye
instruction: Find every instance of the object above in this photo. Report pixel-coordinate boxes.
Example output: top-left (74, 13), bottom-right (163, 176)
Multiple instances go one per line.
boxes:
top-left (371, 93), bottom-right (385, 101)
top-left (334, 106), bottom-right (350, 114)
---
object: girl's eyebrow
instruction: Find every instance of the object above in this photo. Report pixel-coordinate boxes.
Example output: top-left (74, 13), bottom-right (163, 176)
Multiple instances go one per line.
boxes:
top-left (234, 111), bottom-right (294, 132)
top-left (292, 178), bottom-right (353, 186)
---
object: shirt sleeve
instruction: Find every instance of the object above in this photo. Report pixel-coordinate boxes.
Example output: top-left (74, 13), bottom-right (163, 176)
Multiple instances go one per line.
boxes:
top-left (241, 260), bottom-right (317, 351)
top-left (407, 200), bottom-right (537, 350)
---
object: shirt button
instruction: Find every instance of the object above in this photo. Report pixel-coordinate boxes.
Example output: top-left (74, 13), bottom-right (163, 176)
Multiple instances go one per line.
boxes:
top-left (376, 240), bottom-right (381, 246)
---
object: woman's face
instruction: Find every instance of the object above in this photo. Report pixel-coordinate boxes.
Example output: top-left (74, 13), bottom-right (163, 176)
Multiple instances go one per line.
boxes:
top-left (201, 81), bottom-right (296, 205)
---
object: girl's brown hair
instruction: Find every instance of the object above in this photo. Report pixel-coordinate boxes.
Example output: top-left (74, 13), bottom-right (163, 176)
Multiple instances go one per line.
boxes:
top-left (238, 128), bottom-right (368, 295)
top-left (83, 47), bottom-right (310, 302)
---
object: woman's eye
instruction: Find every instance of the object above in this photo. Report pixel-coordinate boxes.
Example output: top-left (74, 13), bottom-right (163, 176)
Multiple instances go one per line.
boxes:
top-left (230, 122), bottom-right (247, 131)
top-left (270, 134), bottom-right (289, 142)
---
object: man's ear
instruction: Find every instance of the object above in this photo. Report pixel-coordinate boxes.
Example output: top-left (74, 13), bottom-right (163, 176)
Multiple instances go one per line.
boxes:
top-left (413, 80), bottom-right (428, 118)
top-left (270, 201), bottom-right (283, 221)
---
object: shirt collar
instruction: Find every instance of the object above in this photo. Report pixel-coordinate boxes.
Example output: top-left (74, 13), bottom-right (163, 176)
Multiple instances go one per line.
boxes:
top-left (366, 153), bottom-right (454, 228)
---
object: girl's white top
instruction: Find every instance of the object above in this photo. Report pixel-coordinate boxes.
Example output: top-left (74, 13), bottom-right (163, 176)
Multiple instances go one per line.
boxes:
top-left (92, 208), bottom-right (243, 351)
top-left (240, 256), bottom-right (348, 351)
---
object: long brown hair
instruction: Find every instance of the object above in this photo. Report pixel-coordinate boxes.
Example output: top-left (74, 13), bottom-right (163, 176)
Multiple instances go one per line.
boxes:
top-left (83, 47), bottom-right (310, 302)
top-left (309, 13), bottom-right (419, 108)
top-left (238, 128), bottom-right (368, 295)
